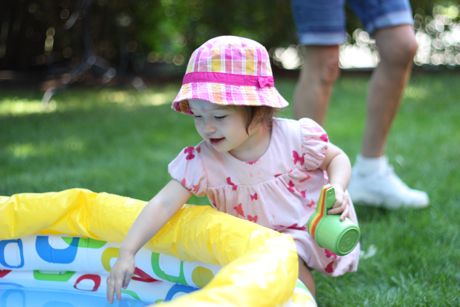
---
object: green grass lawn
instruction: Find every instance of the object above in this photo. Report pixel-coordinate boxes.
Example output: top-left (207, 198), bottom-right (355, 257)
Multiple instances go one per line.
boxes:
top-left (1, 72), bottom-right (459, 306)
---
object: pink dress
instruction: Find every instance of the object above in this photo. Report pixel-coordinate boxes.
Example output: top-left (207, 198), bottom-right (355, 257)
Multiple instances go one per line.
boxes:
top-left (168, 117), bottom-right (360, 276)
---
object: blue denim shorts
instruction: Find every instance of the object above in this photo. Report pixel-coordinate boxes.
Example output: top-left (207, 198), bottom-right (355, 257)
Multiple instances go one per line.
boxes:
top-left (291, 0), bottom-right (414, 45)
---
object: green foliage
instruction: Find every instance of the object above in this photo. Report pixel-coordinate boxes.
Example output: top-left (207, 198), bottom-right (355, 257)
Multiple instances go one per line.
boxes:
top-left (1, 73), bottom-right (459, 305)
top-left (2, 0), bottom-right (457, 70)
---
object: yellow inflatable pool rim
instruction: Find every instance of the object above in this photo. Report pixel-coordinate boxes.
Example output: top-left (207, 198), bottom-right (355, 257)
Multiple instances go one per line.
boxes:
top-left (0, 188), bottom-right (315, 306)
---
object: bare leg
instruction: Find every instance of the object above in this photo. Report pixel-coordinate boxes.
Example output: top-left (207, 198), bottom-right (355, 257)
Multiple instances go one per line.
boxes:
top-left (293, 46), bottom-right (340, 125)
top-left (298, 257), bottom-right (316, 297)
top-left (361, 25), bottom-right (418, 157)
top-left (349, 25), bottom-right (428, 208)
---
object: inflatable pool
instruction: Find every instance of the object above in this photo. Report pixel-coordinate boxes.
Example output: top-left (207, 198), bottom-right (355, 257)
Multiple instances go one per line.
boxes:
top-left (0, 189), bottom-right (316, 306)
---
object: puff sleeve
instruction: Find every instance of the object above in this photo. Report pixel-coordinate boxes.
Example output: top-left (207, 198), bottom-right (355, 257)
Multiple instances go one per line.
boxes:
top-left (299, 118), bottom-right (329, 170)
top-left (168, 145), bottom-right (207, 196)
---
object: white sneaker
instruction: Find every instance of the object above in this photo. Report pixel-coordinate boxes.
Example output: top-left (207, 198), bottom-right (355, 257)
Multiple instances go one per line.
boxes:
top-left (348, 157), bottom-right (429, 209)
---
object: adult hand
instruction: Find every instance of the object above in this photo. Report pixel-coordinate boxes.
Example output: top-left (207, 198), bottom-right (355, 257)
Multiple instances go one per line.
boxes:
top-left (106, 251), bottom-right (135, 304)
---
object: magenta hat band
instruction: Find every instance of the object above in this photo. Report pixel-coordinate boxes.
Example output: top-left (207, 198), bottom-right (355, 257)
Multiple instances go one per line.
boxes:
top-left (182, 72), bottom-right (275, 89)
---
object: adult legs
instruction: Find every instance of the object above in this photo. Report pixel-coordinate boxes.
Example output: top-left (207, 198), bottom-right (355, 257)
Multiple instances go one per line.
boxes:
top-left (349, 24), bottom-right (428, 208)
top-left (294, 25), bottom-right (418, 152)
top-left (361, 25), bottom-right (418, 157)
top-left (294, 25), bottom-right (428, 207)
top-left (293, 46), bottom-right (340, 124)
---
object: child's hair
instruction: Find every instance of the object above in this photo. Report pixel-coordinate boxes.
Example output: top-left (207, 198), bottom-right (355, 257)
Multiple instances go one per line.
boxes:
top-left (171, 36), bottom-right (289, 117)
top-left (244, 106), bottom-right (275, 132)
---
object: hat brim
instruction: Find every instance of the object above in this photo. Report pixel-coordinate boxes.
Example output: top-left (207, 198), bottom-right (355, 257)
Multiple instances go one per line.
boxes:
top-left (172, 82), bottom-right (289, 114)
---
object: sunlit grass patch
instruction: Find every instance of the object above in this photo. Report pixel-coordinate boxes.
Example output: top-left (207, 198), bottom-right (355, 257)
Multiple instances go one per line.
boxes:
top-left (0, 97), bottom-right (56, 115)
top-left (0, 86), bottom-right (178, 116)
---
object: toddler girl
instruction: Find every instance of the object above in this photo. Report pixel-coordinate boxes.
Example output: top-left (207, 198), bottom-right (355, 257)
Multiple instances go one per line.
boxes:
top-left (107, 36), bottom-right (360, 303)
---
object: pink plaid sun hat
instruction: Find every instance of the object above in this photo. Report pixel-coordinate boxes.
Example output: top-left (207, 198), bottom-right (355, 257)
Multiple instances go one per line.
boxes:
top-left (172, 35), bottom-right (289, 114)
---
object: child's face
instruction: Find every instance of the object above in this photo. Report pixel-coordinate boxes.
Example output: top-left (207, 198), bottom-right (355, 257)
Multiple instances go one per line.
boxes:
top-left (189, 99), bottom-right (266, 159)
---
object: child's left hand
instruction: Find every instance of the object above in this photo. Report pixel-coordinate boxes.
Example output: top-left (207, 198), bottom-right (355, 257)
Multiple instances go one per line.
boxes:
top-left (327, 185), bottom-right (351, 221)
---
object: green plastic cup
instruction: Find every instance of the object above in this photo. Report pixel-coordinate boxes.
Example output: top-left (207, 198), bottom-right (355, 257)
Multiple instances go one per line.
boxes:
top-left (307, 185), bottom-right (360, 256)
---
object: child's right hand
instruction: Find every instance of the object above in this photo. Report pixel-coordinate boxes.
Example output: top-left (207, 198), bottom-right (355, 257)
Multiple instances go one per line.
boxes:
top-left (105, 180), bottom-right (191, 304)
top-left (106, 251), bottom-right (135, 304)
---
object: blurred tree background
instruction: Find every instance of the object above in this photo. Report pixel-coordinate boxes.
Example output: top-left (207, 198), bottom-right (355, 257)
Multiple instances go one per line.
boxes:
top-left (0, 0), bottom-right (458, 83)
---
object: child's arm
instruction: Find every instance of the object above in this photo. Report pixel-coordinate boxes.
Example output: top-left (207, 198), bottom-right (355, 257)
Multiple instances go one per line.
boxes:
top-left (320, 142), bottom-right (352, 220)
top-left (107, 180), bottom-right (192, 303)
